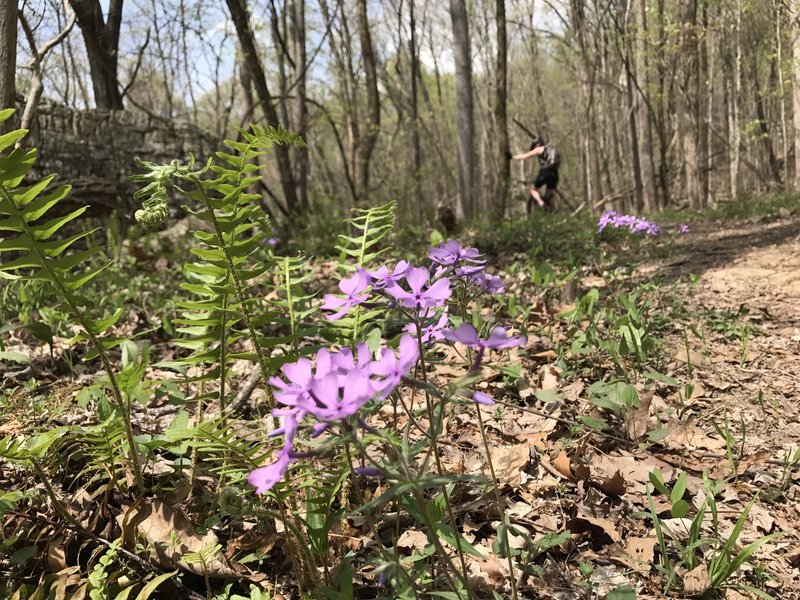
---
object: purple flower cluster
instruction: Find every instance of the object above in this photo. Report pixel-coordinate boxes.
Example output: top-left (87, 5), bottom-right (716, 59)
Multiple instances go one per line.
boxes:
top-left (598, 211), bottom-right (661, 236)
top-left (676, 223), bottom-right (689, 234)
top-left (249, 240), bottom-right (525, 495)
top-left (248, 335), bottom-right (420, 494)
top-left (321, 240), bottom-right (505, 342)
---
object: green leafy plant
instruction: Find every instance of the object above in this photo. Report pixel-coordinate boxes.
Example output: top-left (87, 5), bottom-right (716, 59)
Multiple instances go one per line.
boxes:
top-left (132, 125), bottom-right (306, 411)
top-left (646, 469), bottom-right (781, 597)
top-left (0, 109), bottom-right (144, 487)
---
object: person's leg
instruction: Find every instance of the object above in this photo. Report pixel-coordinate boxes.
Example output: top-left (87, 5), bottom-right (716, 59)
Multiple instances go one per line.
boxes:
top-left (530, 185), bottom-right (545, 208)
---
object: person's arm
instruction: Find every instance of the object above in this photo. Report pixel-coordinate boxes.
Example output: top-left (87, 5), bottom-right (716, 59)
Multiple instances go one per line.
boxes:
top-left (511, 147), bottom-right (543, 161)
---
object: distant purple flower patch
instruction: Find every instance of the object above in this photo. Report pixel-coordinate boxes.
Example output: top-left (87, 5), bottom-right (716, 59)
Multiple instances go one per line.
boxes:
top-left (598, 211), bottom-right (661, 236)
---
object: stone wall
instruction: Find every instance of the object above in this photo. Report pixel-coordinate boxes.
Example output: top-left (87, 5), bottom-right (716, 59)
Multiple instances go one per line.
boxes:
top-left (24, 101), bottom-right (216, 216)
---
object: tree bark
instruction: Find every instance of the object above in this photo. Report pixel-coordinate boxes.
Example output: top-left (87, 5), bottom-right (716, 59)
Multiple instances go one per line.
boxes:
top-left (69, 0), bottom-right (125, 109)
top-left (776, 1), bottom-right (789, 188)
top-left (290, 0), bottom-right (309, 210)
top-left (633, 0), bottom-right (657, 211)
top-left (225, 0), bottom-right (298, 214)
top-left (409, 0), bottom-right (424, 225)
top-left (0, 0), bottom-right (16, 127)
top-left (355, 0), bottom-right (380, 199)
top-left (793, 0), bottom-right (800, 186)
top-left (449, 0), bottom-right (475, 218)
top-left (494, 0), bottom-right (509, 221)
top-left (678, 0), bottom-right (701, 208)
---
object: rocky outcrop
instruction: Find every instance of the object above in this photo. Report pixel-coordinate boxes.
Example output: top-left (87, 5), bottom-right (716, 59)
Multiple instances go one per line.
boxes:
top-left (24, 101), bottom-right (216, 217)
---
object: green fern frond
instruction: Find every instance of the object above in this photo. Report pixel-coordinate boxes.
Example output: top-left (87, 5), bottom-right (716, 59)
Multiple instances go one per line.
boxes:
top-left (132, 125), bottom-right (307, 410)
top-left (336, 201), bottom-right (397, 268)
top-left (0, 109), bottom-right (144, 487)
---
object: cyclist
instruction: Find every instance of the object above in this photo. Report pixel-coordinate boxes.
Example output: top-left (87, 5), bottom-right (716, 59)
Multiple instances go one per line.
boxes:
top-left (511, 136), bottom-right (561, 217)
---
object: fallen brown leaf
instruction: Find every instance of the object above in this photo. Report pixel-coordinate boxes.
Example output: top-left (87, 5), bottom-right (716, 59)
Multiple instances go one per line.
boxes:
top-left (566, 515), bottom-right (621, 545)
top-left (624, 536), bottom-right (656, 573)
top-left (117, 500), bottom-right (239, 578)
top-left (683, 564), bottom-right (710, 595)
top-left (491, 444), bottom-right (530, 486)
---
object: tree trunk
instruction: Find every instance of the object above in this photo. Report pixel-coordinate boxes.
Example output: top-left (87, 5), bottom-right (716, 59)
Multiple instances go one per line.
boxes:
top-left (69, 0), bottom-right (124, 109)
top-left (678, 0), bottom-right (701, 209)
top-left (634, 0), bottom-right (657, 211)
top-left (777, 1), bottom-right (789, 188)
top-left (0, 0), bottom-right (17, 130)
top-left (290, 0), bottom-right (309, 210)
top-left (793, 0), bottom-right (800, 186)
top-left (225, 0), bottom-right (298, 214)
top-left (409, 0), bottom-right (424, 225)
top-left (449, 0), bottom-right (475, 219)
top-left (622, 2), bottom-right (644, 211)
top-left (494, 0), bottom-right (509, 221)
top-left (730, 0), bottom-right (742, 199)
top-left (355, 0), bottom-right (380, 199)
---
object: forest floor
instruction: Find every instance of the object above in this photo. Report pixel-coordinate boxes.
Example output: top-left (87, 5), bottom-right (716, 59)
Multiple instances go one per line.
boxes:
top-left (520, 215), bottom-right (800, 598)
top-left (2, 210), bottom-right (800, 599)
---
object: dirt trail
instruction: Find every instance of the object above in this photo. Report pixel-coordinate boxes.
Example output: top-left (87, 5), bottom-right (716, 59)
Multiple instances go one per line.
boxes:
top-left (661, 218), bottom-right (800, 443)
top-left (637, 217), bottom-right (800, 594)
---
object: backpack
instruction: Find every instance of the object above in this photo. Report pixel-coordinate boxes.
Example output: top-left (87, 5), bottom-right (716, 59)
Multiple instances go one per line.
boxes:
top-left (540, 144), bottom-right (561, 169)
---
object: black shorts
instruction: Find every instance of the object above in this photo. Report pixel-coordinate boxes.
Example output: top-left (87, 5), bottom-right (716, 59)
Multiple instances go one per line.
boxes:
top-left (534, 167), bottom-right (559, 189)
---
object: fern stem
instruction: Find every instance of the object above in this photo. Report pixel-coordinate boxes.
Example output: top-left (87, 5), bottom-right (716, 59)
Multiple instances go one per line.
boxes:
top-left (0, 186), bottom-right (144, 490)
top-left (187, 175), bottom-right (273, 410)
top-left (282, 257), bottom-right (298, 356)
top-left (219, 285), bottom-right (230, 412)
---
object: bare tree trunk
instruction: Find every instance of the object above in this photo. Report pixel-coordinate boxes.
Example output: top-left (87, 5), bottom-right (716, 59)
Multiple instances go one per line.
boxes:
top-left (409, 0), bottom-right (424, 225)
top-left (355, 0), bottom-right (381, 199)
top-left (634, 0), bottom-right (657, 211)
top-left (290, 0), bottom-right (309, 210)
top-left (69, 0), bottom-right (125, 109)
top-left (449, 0), bottom-right (475, 218)
top-left (494, 0), bottom-right (509, 221)
top-left (621, 1), bottom-right (644, 211)
top-left (697, 0), bottom-right (709, 208)
top-left (225, 0), bottom-right (298, 214)
top-left (678, 0), bottom-right (701, 209)
top-left (730, 0), bottom-right (742, 198)
top-left (793, 0), bottom-right (800, 186)
top-left (18, 7), bottom-right (78, 133)
top-left (777, 1), bottom-right (789, 188)
top-left (0, 0), bottom-right (16, 127)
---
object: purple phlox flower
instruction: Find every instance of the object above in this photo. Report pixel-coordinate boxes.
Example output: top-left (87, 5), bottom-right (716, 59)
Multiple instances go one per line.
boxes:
top-left (307, 370), bottom-right (376, 421)
top-left (368, 260), bottom-right (410, 290)
top-left (370, 333), bottom-right (420, 394)
top-left (473, 391), bottom-right (495, 406)
top-left (321, 268), bottom-right (371, 320)
top-left (386, 266), bottom-right (451, 308)
top-left (599, 211), bottom-right (660, 236)
top-left (444, 323), bottom-right (527, 350)
top-left (404, 309), bottom-right (449, 345)
top-left (269, 358), bottom-right (314, 408)
top-left (328, 342), bottom-right (372, 385)
top-left (677, 223), bottom-right (689, 234)
top-left (470, 272), bottom-right (505, 294)
top-left (248, 447), bottom-right (292, 495)
top-left (248, 408), bottom-right (300, 495)
top-left (355, 466), bottom-right (386, 478)
top-left (428, 240), bottom-right (486, 268)
top-left (254, 338), bottom-right (419, 494)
